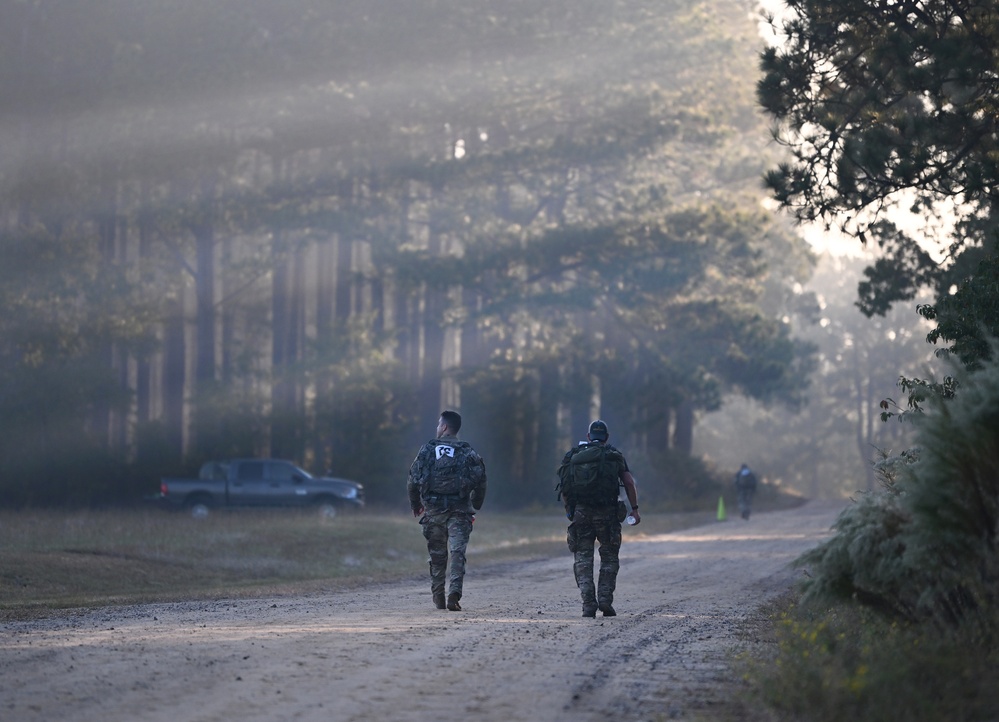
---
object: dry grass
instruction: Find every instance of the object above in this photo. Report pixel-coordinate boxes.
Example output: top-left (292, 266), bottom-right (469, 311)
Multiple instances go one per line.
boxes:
top-left (0, 505), bottom-right (711, 619)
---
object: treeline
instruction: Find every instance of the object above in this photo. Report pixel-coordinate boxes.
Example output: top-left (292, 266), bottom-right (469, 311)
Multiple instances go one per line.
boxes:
top-left (697, 251), bottom-right (934, 497)
top-left (0, 0), bottom-right (817, 507)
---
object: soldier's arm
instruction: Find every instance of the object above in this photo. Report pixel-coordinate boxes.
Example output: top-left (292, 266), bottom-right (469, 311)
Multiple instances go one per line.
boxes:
top-left (620, 470), bottom-right (640, 524)
top-left (408, 449), bottom-right (427, 516)
top-left (470, 456), bottom-right (487, 510)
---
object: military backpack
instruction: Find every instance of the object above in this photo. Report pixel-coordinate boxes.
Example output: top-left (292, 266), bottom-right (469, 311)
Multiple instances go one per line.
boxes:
top-left (556, 442), bottom-right (622, 508)
top-left (421, 439), bottom-right (478, 497)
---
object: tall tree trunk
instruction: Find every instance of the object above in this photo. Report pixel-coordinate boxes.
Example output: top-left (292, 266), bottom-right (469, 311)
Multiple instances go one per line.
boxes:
top-left (271, 228), bottom-right (294, 459)
top-left (569, 368), bottom-right (592, 444)
top-left (334, 232), bottom-right (353, 321)
top-left (419, 204), bottom-right (446, 427)
top-left (672, 398), bottom-right (694, 455)
top-left (853, 347), bottom-right (877, 491)
top-left (194, 220), bottom-right (216, 386)
top-left (113, 212), bottom-right (130, 455)
top-left (370, 265), bottom-right (385, 335)
top-left (644, 383), bottom-right (672, 456)
top-left (162, 296), bottom-right (186, 463)
top-left (290, 240), bottom-right (307, 458)
top-left (191, 173), bottom-right (217, 457)
top-left (269, 154), bottom-right (310, 460)
top-left (136, 183), bottom-right (152, 425)
top-left (419, 287), bottom-right (445, 423)
top-left (537, 360), bottom-right (560, 472)
top-left (317, 237), bottom-right (335, 339)
top-left (220, 234), bottom-right (234, 384)
top-left (90, 170), bottom-right (117, 449)
top-left (327, 234), bottom-right (354, 450)
top-left (314, 237), bottom-right (336, 471)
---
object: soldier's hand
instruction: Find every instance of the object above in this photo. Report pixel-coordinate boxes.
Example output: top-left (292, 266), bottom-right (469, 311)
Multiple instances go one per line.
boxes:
top-left (631, 509), bottom-right (641, 525)
top-left (413, 505), bottom-right (424, 518)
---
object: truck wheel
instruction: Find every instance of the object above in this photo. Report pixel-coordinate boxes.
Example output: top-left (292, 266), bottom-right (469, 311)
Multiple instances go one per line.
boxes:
top-left (316, 500), bottom-right (338, 519)
top-left (187, 500), bottom-right (211, 519)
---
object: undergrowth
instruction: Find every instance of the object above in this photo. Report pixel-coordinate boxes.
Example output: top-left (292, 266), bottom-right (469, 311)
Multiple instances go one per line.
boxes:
top-left (740, 591), bottom-right (999, 722)
top-left (738, 353), bottom-right (999, 722)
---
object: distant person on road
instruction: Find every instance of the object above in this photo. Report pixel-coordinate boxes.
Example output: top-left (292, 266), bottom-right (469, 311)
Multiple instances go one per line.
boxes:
top-left (408, 410), bottom-right (487, 612)
top-left (734, 463), bottom-right (758, 520)
top-left (556, 419), bottom-right (640, 618)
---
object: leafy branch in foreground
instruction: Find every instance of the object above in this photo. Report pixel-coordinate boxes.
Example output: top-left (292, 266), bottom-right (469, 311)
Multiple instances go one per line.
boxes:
top-left (879, 373), bottom-right (959, 423)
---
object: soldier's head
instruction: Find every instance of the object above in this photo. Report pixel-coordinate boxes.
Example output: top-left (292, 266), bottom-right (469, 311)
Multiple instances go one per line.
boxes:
top-left (587, 419), bottom-right (609, 443)
top-left (438, 409), bottom-right (462, 437)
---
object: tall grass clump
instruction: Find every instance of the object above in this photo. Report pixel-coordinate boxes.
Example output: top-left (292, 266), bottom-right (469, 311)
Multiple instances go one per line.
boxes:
top-left (744, 353), bottom-right (999, 721)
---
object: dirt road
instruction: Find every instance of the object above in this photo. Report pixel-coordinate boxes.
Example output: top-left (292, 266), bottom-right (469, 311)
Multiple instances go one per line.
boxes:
top-left (1, 501), bottom-right (844, 722)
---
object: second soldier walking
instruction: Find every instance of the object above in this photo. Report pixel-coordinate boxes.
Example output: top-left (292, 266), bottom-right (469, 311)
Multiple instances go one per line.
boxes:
top-left (557, 419), bottom-right (640, 617)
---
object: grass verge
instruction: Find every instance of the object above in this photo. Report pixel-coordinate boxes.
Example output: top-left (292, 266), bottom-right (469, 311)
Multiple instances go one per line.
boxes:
top-left (733, 590), bottom-right (999, 722)
top-left (0, 505), bottom-right (713, 619)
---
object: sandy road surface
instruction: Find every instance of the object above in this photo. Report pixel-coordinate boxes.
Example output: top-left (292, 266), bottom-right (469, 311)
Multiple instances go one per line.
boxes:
top-left (1, 501), bottom-right (845, 722)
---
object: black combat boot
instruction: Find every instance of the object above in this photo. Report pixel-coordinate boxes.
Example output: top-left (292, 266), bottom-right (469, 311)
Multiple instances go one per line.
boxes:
top-left (433, 591), bottom-right (446, 610)
top-left (447, 592), bottom-right (462, 611)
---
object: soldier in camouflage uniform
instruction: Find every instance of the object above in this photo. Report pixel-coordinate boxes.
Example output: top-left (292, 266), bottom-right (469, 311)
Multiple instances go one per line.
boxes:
top-left (559, 420), bottom-right (640, 618)
top-left (408, 410), bottom-right (487, 611)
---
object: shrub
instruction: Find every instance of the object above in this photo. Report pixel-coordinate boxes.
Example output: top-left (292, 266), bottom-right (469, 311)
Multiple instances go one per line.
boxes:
top-left (798, 353), bottom-right (999, 630)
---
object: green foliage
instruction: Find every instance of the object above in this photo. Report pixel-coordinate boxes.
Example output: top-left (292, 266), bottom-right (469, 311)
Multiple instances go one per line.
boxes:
top-left (798, 468), bottom-right (916, 618)
top-left (760, 0), bottom-right (999, 225)
top-left (880, 373), bottom-right (959, 422)
top-left (921, 248), bottom-right (999, 367)
top-left (760, 0), bottom-right (999, 369)
top-left (798, 351), bottom-right (999, 629)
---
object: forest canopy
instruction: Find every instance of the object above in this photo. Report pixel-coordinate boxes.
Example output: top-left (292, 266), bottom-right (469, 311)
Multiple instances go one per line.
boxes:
top-left (759, 0), bottom-right (999, 369)
top-left (0, 0), bottom-right (818, 506)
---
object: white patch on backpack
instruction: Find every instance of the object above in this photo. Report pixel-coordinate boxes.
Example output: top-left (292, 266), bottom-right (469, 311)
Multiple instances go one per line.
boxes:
top-left (436, 445), bottom-right (455, 460)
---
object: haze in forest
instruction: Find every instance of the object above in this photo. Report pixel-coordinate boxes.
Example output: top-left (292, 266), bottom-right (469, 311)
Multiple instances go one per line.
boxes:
top-left (0, 0), bottom-right (935, 508)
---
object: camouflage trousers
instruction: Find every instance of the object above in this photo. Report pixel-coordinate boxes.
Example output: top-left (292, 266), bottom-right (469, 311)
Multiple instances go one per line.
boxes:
top-left (566, 505), bottom-right (622, 608)
top-left (736, 487), bottom-right (755, 518)
top-left (420, 510), bottom-right (474, 599)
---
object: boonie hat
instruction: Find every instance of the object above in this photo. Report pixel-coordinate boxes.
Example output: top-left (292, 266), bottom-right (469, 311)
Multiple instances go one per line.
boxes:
top-left (588, 419), bottom-right (609, 441)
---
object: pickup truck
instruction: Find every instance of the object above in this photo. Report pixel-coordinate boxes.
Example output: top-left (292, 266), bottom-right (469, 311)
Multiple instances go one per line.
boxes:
top-left (158, 458), bottom-right (364, 518)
